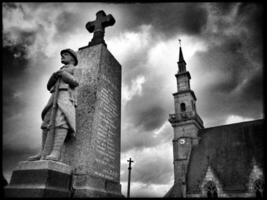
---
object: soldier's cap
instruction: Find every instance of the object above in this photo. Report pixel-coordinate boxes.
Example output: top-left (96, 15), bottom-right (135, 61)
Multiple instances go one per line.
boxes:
top-left (60, 48), bottom-right (78, 66)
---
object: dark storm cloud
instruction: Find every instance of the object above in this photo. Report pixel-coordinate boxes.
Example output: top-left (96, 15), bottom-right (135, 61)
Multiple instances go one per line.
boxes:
top-left (2, 44), bottom-right (29, 75)
top-left (194, 46), bottom-right (262, 126)
top-left (2, 45), bottom-right (30, 118)
top-left (119, 3), bottom-right (208, 38)
top-left (121, 43), bottom-right (152, 86)
top-left (2, 25), bottom-right (42, 119)
top-left (240, 70), bottom-right (263, 101)
top-left (197, 36), bottom-right (251, 94)
top-left (237, 3), bottom-right (263, 60)
top-left (124, 76), bottom-right (172, 134)
top-left (53, 10), bottom-right (83, 41)
top-left (233, 69), bottom-right (263, 118)
top-left (193, 39), bottom-right (262, 126)
top-left (212, 3), bottom-right (236, 14)
top-left (3, 82), bottom-right (26, 119)
top-left (2, 44), bottom-right (53, 128)
top-left (3, 23), bottom-right (37, 52)
top-left (4, 2), bottom-right (209, 41)
top-left (121, 119), bottom-right (173, 153)
top-left (237, 3), bottom-right (263, 29)
top-left (3, 2), bottom-right (23, 13)
top-left (208, 3), bottom-right (262, 48)
top-left (135, 106), bottom-right (166, 131)
top-left (55, 11), bottom-right (80, 33)
top-left (186, 2), bottom-right (263, 127)
top-left (25, 2), bottom-right (63, 10)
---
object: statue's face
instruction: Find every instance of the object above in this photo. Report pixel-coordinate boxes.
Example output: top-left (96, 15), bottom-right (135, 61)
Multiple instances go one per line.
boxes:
top-left (61, 52), bottom-right (74, 65)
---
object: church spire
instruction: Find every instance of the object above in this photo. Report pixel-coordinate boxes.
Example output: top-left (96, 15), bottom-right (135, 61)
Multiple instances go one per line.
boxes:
top-left (178, 39), bottom-right (186, 72)
top-left (166, 40), bottom-right (204, 197)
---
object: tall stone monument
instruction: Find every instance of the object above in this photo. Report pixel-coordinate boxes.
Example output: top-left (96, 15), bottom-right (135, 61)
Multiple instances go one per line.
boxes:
top-left (5, 10), bottom-right (122, 198)
top-left (61, 10), bottom-right (122, 197)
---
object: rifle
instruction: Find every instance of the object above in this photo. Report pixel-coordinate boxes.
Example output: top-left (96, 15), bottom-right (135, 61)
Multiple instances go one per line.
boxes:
top-left (50, 77), bottom-right (61, 135)
top-left (41, 76), bottom-right (61, 159)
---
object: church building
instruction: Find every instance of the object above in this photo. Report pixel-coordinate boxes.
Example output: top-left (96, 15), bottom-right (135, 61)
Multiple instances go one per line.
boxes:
top-left (165, 42), bottom-right (264, 198)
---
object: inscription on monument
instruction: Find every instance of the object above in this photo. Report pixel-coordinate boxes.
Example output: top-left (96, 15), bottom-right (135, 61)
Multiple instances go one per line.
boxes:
top-left (93, 72), bottom-right (120, 181)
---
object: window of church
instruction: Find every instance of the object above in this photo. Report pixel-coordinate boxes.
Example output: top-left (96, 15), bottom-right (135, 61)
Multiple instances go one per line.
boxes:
top-left (181, 103), bottom-right (186, 112)
top-left (205, 181), bottom-right (218, 198)
top-left (191, 100), bottom-right (195, 111)
top-left (254, 179), bottom-right (264, 198)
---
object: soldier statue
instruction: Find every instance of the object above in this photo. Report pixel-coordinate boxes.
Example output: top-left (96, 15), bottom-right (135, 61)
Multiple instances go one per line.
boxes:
top-left (28, 48), bottom-right (79, 161)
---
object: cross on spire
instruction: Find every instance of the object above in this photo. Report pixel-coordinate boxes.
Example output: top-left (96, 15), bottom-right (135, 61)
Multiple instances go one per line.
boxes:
top-left (86, 10), bottom-right (115, 47)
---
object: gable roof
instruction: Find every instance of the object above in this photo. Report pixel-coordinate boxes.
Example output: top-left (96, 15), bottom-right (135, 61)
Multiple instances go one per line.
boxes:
top-left (186, 119), bottom-right (264, 194)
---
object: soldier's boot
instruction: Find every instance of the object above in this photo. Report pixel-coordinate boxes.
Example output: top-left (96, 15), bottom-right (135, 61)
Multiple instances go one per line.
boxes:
top-left (46, 128), bottom-right (67, 161)
top-left (27, 130), bottom-right (48, 161)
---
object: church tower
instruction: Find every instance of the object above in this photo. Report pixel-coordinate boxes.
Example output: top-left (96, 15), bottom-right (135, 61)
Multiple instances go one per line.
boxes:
top-left (168, 40), bottom-right (204, 197)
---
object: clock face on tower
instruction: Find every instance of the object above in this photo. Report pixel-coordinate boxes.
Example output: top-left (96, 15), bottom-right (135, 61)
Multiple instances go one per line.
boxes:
top-left (179, 138), bottom-right (186, 144)
top-left (177, 137), bottom-right (190, 160)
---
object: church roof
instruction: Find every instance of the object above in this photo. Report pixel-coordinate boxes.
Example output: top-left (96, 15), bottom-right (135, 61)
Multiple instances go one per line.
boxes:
top-left (186, 119), bottom-right (264, 194)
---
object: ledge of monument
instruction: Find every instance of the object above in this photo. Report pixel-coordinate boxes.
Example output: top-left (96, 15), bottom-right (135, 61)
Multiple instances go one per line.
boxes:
top-left (15, 160), bottom-right (73, 174)
top-left (79, 42), bottom-right (106, 51)
top-left (77, 42), bottom-right (121, 68)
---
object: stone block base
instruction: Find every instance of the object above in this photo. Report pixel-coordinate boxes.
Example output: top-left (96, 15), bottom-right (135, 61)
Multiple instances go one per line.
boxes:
top-left (72, 174), bottom-right (123, 197)
top-left (5, 160), bottom-right (73, 198)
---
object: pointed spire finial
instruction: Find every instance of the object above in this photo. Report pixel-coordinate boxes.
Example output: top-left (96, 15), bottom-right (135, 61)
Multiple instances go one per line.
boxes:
top-left (177, 38), bottom-right (186, 72)
top-left (178, 40), bottom-right (185, 63)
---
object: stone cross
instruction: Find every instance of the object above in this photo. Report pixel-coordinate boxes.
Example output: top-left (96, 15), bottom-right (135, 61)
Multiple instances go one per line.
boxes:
top-left (86, 10), bottom-right (115, 47)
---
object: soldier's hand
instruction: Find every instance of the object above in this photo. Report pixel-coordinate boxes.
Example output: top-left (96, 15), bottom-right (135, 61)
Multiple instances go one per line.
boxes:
top-left (52, 72), bottom-right (59, 79)
top-left (55, 70), bottom-right (63, 77)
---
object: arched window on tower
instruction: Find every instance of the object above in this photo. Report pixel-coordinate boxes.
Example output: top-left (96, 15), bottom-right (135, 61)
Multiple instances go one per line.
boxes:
top-left (180, 103), bottom-right (186, 112)
top-left (254, 179), bottom-right (264, 198)
top-left (204, 181), bottom-right (218, 198)
top-left (191, 100), bottom-right (196, 112)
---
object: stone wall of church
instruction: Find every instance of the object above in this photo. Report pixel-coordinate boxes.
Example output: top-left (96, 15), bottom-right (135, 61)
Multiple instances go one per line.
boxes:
top-left (187, 162), bottom-right (264, 198)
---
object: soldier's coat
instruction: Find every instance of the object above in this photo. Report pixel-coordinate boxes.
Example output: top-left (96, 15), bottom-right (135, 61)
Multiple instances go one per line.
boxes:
top-left (41, 64), bottom-right (78, 137)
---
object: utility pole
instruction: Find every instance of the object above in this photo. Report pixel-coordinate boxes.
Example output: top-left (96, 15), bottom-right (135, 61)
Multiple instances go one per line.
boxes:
top-left (127, 158), bottom-right (134, 198)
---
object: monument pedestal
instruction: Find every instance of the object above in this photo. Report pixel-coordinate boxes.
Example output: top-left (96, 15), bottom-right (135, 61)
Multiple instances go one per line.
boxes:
top-left (5, 160), bottom-right (72, 198)
top-left (72, 174), bottom-right (122, 197)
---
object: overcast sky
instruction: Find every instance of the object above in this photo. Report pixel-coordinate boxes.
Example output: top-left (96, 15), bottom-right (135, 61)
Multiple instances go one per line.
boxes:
top-left (2, 2), bottom-right (263, 197)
